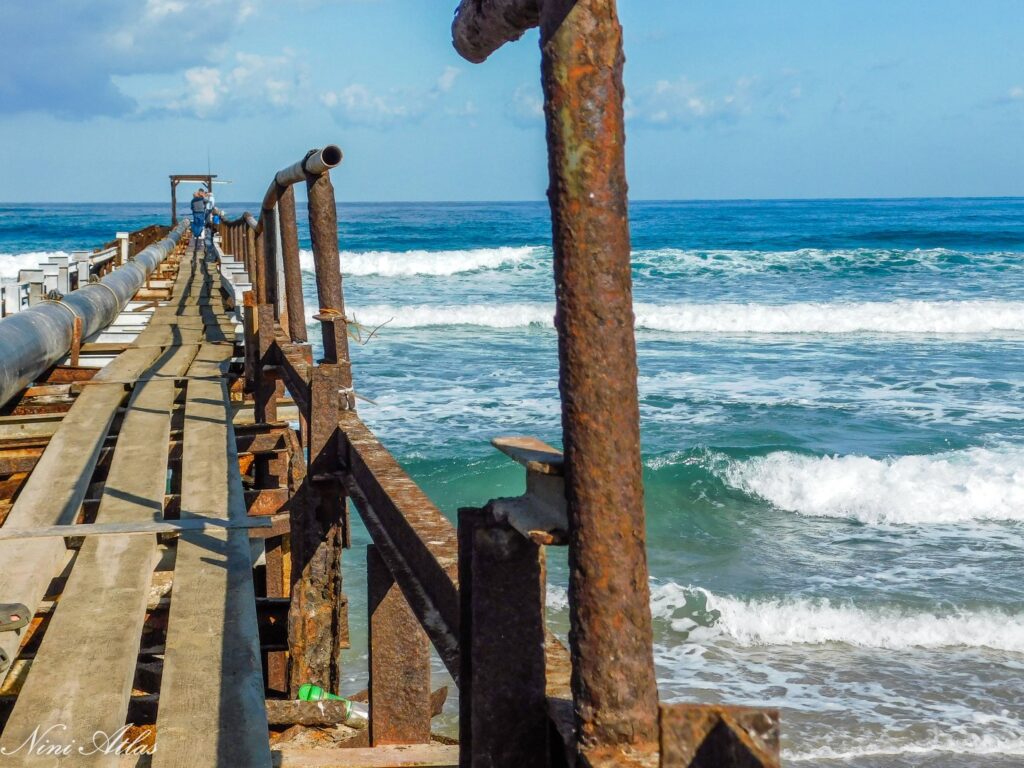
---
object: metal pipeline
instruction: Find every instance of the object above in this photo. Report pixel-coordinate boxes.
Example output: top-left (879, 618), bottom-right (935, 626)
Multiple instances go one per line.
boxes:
top-left (261, 145), bottom-right (343, 213)
top-left (0, 221), bottom-right (186, 408)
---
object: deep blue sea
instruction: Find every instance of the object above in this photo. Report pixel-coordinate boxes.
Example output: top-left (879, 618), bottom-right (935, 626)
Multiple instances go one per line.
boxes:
top-left (3, 198), bottom-right (1024, 766)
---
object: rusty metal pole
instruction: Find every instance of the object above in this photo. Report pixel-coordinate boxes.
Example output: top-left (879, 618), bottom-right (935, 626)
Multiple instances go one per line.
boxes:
top-left (248, 225), bottom-right (264, 303)
top-left (170, 180), bottom-right (177, 226)
top-left (368, 545), bottom-right (431, 746)
top-left (279, 187), bottom-right (307, 343)
top-left (287, 164), bottom-right (352, 696)
top-left (261, 205), bottom-right (280, 314)
top-left (305, 171), bottom-right (350, 372)
top-left (539, 0), bottom-right (660, 763)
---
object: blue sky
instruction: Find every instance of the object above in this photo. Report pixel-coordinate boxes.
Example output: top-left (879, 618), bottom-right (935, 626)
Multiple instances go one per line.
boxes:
top-left (0, 0), bottom-right (1021, 202)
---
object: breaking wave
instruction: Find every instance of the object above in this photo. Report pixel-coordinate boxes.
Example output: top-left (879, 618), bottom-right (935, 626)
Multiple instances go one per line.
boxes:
top-left (632, 299), bottom-right (1024, 335)
top-left (308, 303), bottom-right (554, 329)
top-left (0, 251), bottom-right (71, 280)
top-left (315, 299), bottom-right (1024, 336)
top-left (631, 246), bottom-right (1018, 276)
top-left (714, 445), bottom-right (1024, 524)
top-left (787, 732), bottom-right (1024, 762)
top-left (297, 245), bottom-right (1019, 279)
top-left (299, 246), bottom-right (540, 276)
top-left (647, 583), bottom-right (1024, 652)
top-left (549, 581), bottom-right (1024, 651)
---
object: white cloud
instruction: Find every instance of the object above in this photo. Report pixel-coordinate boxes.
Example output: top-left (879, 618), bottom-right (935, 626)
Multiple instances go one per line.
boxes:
top-left (321, 67), bottom-right (467, 128)
top-left (0, 0), bottom-right (261, 117)
top-left (1009, 86), bottom-right (1024, 101)
top-left (626, 74), bottom-right (803, 128)
top-left (445, 100), bottom-right (478, 117)
top-left (436, 67), bottom-right (462, 94)
top-left (509, 83), bottom-right (544, 126)
top-left (321, 84), bottom-right (420, 126)
top-left (141, 50), bottom-right (310, 118)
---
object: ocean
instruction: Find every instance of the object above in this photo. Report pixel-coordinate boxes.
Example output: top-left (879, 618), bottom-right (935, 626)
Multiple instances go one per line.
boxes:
top-left (3, 198), bottom-right (1023, 766)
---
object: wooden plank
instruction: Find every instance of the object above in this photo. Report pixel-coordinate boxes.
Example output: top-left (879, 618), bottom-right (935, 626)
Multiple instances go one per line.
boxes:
top-left (0, 517), bottom-right (271, 542)
top-left (0, 341), bottom-right (198, 766)
top-left (154, 341), bottom-right (271, 768)
top-left (270, 745), bottom-right (459, 768)
top-left (0, 383), bottom-right (127, 688)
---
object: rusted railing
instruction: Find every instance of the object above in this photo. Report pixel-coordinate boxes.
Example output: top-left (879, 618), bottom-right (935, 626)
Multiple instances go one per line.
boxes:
top-left (214, 4), bottom-right (781, 765)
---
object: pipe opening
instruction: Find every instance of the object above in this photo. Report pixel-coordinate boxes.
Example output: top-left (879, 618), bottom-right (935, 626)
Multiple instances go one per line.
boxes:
top-left (320, 145), bottom-right (343, 168)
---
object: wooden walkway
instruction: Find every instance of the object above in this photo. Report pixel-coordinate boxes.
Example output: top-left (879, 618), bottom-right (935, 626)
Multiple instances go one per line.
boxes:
top-left (0, 253), bottom-right (271, 766)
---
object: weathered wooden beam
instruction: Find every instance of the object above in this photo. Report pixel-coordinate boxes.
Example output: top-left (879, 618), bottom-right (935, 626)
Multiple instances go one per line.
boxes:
top-left (452, 0), bottom-right (540, 63)
top-left (0, 517), bottom-right (270, 542)
top-left (266, 687), bottom-right (447, 727)
top-left (269, 744), bottom-right (459, 768)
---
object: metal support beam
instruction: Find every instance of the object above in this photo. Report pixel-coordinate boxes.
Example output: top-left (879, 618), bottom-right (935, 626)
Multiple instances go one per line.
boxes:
top-left (255, 304), bottom-right (278, 424)
top-left (540, 0), bottom-right (660, 762)
top-left (279, 187), bottom-right (307, 343)
top-left (306, 171), bottom-right (350, 369)
top-left (458, 507), bottom-right (549, 768)
top-left (261, 205), bottom-right (281, 315)
top-left (368, 545), bottom-right (432, 746)
top-left (288, 364), bottom-right (348, 695)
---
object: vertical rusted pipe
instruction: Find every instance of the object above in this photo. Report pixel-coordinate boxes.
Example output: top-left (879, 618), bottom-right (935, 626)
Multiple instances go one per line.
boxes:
top-left (170, 181), bottom-right (177, 226)
top-left (261, 205), bottom-right (280, 314)
top-left (249, 225), bottom-right (265, 304)
top-left (279, 186), bottom-right (307, 343)
top-left (305, 171), bottom-right (350, 373)
top-left (540, 0), bottom-right (659, 761)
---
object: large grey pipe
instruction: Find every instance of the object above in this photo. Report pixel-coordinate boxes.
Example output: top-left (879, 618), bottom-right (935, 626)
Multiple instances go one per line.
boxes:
top-left (0, 221), bottom-right (186, 408)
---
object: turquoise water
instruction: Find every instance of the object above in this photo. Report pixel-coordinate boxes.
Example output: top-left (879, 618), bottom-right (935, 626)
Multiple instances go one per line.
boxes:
top-left (3, 199), bottom-right (1024, 765)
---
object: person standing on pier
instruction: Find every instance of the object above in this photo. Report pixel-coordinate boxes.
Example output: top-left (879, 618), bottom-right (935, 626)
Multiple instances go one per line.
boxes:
top-left (190, 189), bottom-right (207, 258)
top-left (203, 191), bottom-right (217, 258)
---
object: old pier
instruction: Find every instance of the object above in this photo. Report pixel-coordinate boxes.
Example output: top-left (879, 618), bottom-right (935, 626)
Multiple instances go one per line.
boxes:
top-left (0, 2), bottom-right (780, 766)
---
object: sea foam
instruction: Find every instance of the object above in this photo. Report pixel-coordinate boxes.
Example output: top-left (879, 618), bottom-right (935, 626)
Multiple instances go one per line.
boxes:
top-left (0, 251), bottom-right (72, 280)
top-left (299, 245), bottom-right (1012, 278)
top-left (717, 445), bottom-right (1024, 524)
top-left (787, 732), bottom-right (1024, 762)
top-left (548, 581), bottom-right (1024, 651)
top-left (299, 246), bottom-right (539, 276)
top-left (632, 246), bottom-right (1016, 275)
top-left (309, 303), bottom-right (554, 329)
top-left (319, 299), bottom-right (1024, 336)
top-left (649, 583), bottom-right (1024, 652)
top-left (632, 299), bottom-right (1024, 335)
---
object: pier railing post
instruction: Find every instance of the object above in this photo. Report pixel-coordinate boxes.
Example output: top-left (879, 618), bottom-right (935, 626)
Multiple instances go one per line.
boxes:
top-left (261, 204), bottom-right (281, 315)
top-left (457, 506), bottom-right (549, 768)
top-left (279, 187), bottom-right (307, 343)
top-left (255, 303), bottom-right (278, 424)
top-left (306, 168), bottom-right (351, 373)
top-left (288, 363), bottom-right (348, 694)
top-left (367, 544), bottom-right (432, 746)
top-left (539, 0), bottom-right (660, 763)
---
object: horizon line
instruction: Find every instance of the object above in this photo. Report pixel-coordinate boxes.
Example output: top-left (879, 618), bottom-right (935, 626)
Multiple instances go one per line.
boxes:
top-left (2, 194), bottom-right (1024, 206)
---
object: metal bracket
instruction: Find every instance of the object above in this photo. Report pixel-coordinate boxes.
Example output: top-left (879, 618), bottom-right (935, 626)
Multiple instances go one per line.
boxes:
top-left (487, 436), bottom-right (568, 545)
